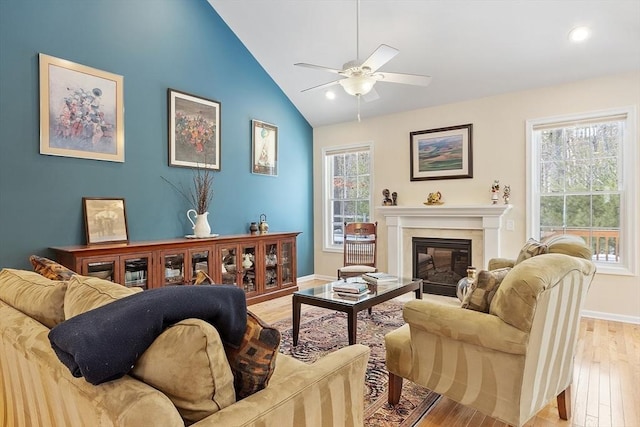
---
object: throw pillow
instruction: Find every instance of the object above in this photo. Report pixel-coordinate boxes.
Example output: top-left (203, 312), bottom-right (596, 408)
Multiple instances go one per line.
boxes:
top-left (29, 255), bottom-right (76, 281)
top-left (515, 238), bottom-right (548, 265)
top-left (130, 318), bottom-right (236, 423)
top-left (0, 268), bottom-right (67, 328)
top-left (461, 267), bottom-right (511, 313)
top-left (225, 310), bottom-right (281, 400)
top-left (64, 274), bottom-right (142, 319)
top-left (193, 270), bottom-right (215, 285)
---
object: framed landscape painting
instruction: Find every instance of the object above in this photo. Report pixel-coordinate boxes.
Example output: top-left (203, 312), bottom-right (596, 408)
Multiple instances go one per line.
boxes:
top-left (168, 89), bottom-right (220, 170)
top-left (82, 197), bottom-right (129, 245)
top-left (410, 123), bottom-right (473, 181)
top-left (39, 53), bottom-right (124, 162)
top-left (252, 119), bottom-right (278, 176)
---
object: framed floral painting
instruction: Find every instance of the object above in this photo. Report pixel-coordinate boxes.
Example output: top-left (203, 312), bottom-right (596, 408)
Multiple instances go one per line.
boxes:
top-left (39, 53), bottom-right (124, 162)
top-left (168, 89), bottom-right (220, 170)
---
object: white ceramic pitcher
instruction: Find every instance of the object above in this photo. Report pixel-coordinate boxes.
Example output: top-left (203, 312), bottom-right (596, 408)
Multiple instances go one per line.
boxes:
top-left (187, 209), bottom-right (211, 238)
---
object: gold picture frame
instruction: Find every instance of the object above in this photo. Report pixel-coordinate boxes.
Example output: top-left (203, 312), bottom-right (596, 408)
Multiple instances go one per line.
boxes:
top-left (39, 54), bottom-right (124, 162)
top-left (82, 197), bottom-right (129, 245)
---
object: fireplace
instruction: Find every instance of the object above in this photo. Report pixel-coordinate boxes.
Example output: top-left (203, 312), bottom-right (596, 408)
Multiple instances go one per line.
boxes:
top-left (413, 237), bottom-right (471, 297)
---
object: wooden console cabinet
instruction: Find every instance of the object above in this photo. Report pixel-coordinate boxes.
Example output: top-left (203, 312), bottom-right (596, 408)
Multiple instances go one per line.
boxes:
top-left (51, 232), bottom-right (301, 305)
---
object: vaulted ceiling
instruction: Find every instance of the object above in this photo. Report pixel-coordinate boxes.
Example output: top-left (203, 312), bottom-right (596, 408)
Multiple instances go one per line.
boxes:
top-left (209, 0), bottom-right (640, 127)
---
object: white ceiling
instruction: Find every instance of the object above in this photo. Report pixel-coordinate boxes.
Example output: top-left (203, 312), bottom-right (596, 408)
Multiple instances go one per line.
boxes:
top-left (208, 0), bottom-right (640, 127)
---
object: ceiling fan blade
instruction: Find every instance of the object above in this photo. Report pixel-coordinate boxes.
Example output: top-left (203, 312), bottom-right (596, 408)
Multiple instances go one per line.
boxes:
top-left (294, 63), bottom-right (342, 74)
top-left (361, 44), bottom-right (399, 72)
top-left (362, 87), bottom-right (379, 102)
top-left (375, 72), bottom-right (432, 87)
top-left (300, 79), bottom-right (342, 93)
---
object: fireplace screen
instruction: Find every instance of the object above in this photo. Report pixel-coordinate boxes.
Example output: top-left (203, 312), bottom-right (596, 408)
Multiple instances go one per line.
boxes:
top-left (412, 237), bottom-right (472, 297)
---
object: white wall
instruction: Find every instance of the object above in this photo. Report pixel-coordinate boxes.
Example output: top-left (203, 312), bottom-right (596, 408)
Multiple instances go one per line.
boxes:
top-left (313, 71), bottom-right (640, 321)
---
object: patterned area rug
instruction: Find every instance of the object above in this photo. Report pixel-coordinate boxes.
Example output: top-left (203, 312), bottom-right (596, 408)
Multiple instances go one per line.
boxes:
top-left (272, 301), bottom-right (440, 426)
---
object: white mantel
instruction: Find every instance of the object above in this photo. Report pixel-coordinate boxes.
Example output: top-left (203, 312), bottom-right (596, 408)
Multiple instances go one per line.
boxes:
top-left (376, 205), bottom-right (512, 277)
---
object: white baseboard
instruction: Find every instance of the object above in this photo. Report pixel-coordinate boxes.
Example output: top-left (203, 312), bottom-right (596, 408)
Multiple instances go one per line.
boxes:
top-left (582, 310), bottom-right (640, 325)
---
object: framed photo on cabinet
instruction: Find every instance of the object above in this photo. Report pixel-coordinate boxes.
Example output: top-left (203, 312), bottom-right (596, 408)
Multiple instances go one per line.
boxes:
top-left (39, 53), bottom-right (124, 162)
top-left (82, 197), bottom-right (129, 245)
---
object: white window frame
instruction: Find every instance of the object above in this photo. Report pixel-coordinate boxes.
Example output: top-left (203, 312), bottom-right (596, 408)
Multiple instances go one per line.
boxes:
top-left (526, 106), bottom-right (637, 275)
top-left (322, 142), bottom-right (374, 252)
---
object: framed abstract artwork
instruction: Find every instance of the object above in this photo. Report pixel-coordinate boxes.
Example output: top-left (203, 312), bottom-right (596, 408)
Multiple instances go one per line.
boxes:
top-left (168, 89), bottom-right (220, 170)
top-left (39, 53), bottom-right (124, 162)
top-left (410, 123), bottom-right (473, 181)
top-left (251, 119), bottom-right (278, 176)
top-left (82, 197), bottom-right (129, 245)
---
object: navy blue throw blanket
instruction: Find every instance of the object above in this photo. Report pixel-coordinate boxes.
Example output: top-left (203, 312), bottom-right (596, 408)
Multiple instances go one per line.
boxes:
top-left (48, 285), bottom-right (247, 385)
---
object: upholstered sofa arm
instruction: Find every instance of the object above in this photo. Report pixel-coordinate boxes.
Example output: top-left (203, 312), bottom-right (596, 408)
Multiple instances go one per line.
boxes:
top-left (0, 301), bottom-right (184, 427)
top-left (487, 257), bottom-right (515, 270)
top-left (402, 299), bottom-right (528, 355)
top-left (193, 344), bottom-right (371, 427)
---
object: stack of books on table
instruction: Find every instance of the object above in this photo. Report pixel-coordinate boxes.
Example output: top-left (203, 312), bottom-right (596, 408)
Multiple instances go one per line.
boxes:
top-left (361, 272), bottom-right (398, 285)
top-left (332, 281), bottom-right (369, 299)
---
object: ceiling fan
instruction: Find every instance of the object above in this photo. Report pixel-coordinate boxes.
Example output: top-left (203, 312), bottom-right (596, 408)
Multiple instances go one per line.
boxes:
top-left (294, 0), bottom-right (432, 120)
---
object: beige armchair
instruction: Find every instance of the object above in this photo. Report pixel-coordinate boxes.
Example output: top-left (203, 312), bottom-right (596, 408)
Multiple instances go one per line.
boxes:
top-left (385, 236), bottom-right (596, 426)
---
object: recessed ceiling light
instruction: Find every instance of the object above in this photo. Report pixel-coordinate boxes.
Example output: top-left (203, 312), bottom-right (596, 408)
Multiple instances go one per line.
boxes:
top-left (569, 26), bottom-right (590, 42)
top-left (325, 90), bottom-right (336, 100)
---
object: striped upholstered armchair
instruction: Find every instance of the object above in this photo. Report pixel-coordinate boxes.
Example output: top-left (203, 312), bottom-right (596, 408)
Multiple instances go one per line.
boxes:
top-left (385, 235), bottom-right (596, 426)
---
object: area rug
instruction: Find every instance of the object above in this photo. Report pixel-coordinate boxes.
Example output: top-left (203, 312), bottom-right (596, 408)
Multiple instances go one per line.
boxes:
top-left (272, 301), bottom-right (440, 426)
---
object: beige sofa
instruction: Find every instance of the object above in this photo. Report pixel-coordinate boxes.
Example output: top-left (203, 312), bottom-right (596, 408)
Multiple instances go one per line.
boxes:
top-left (385, 235), bottom-right (596, 427)
top-left (0, 268), bottom-right (370, 427)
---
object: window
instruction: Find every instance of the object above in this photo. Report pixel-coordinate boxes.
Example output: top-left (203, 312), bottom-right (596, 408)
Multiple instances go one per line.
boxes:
top-left (527, 107), bottom-right (637, 274)
top-left (322, 143), bottom-right (373, 251)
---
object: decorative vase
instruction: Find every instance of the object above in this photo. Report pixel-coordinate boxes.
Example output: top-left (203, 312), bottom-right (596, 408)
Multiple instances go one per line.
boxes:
top-left (249, 222), bottom-right (259, 235)
top-left (187, 209), bottom-right (211, 238)
top-left (456, 266), bottom-right (477, 301)
top-left (242, 254), bottom-right (253, 270)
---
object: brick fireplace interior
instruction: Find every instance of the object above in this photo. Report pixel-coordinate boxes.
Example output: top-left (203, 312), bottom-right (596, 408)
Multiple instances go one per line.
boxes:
top-left (412, 237), bottom-right (472, 297)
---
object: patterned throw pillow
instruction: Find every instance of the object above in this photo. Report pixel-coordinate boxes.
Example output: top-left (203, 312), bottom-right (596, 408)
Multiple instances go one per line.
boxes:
top-left (515, 238), bottom-right (548, 265)
top-left (225, 310), bottom-right (281, 400)
top-left (29, 255), bottom-right (76, 281)
top-left (462, 267), bottom-right (511, 313)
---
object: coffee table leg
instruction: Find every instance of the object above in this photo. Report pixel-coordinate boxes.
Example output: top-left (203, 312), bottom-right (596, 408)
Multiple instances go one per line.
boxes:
top-left (347, 309), bottom-right (357, 345)
top-left (415, 280), bottom-right (423, 299)
top-left (293, 295), bottom-right (301, 346)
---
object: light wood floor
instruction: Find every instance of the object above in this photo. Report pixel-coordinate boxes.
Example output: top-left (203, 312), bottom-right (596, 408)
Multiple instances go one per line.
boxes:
top-left (250, 279), bottom-right (640, 427)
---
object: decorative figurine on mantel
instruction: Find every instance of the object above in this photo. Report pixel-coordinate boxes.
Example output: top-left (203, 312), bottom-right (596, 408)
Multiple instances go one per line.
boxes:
top-left (491, 180), bottom-right (500, 204)
top-left (503, 185), bottom-right (511, 204)
top-left (382, 189), bottom-right (398, 206)
top-left (425, 191), bottom-right (443, 205)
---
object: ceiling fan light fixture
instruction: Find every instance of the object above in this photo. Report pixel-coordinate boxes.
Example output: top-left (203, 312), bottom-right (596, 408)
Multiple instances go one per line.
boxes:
top-left (339, 75), bottom-right (376, 96)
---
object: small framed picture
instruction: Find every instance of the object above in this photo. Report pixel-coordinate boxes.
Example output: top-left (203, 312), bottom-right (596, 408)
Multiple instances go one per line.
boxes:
top-left (410, 123), bottom-right (473, 181)
top-left (168, 88), bottom-right (221, 170)
top-left (82, 197), bottom-right (129, 245)
top-left (252, 119), bottom-right (278, 176)
top-left (39, 53), bottom-right (124, 162)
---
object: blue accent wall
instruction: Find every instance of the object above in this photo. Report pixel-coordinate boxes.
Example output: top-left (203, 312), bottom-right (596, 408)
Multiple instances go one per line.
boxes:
top-left (0, 0), bottom-right (314, 275)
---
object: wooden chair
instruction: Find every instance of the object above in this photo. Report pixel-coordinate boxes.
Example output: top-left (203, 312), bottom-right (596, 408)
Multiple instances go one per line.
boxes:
top-left (337, 222), bottom-right (378, 279)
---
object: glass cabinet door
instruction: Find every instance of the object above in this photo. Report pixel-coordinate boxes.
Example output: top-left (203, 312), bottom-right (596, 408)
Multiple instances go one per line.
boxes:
top-left (240, 244), bottom-right (257, 294)
top-left (161, 251), bottom-right (185, 285)
top-left (264, 242), bottom-right (279, 290)
top-left (189, 248), bottom-right (211, 283)
top-left (280, 240), bottom-right (294, 286)
top-left (122, 253), bottom-right (152, 290)
top-left (83, 257), bottom-right (118, 282)
top-left (219, 245), bottom-right (238, 285)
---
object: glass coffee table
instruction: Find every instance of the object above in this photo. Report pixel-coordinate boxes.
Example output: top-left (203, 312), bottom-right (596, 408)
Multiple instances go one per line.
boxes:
top-left (292, 278), bottom-right (423, 346)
